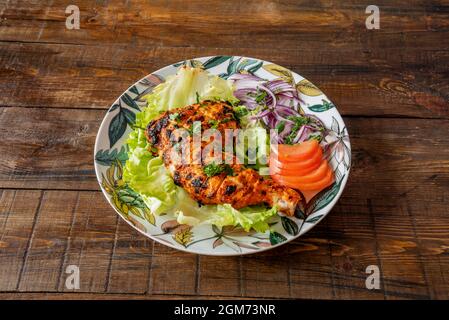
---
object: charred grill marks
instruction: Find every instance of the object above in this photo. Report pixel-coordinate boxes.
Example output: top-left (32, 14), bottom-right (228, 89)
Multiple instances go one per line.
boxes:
top-left (147, 114), bottom-right (169, 145)
top-left (144, 101), bottom-right (303, 216)
top-left (224, 185), bottom-right (237, 195)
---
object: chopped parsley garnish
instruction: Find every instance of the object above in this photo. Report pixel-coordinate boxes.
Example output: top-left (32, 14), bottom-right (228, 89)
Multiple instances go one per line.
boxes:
top-left (284, 116), bottom-right (310, 145)
top-left (288, 115), bottom-right (309, 126)
top-left (203, 162), bottom-right (235, 177)
top-left (208, 120), bottom-right (219, 129)
top-left (247, 89), bottom-right (267, 105)
top-left (255, 91), bottom-right (267, 104)
top-left (230, 99), bottom-right (241, 107)
top-left (275, 121), bottom-right (286, 132)
top-left (308, 133), bottom-right (323, 142)
top-left (208, 118), bottom-right (233, 129)
top-left (149, 145), bottom-right (159, 156)
top-left (233, 105), bottom-right (249, 118)
top-left (195, 92), bottom-right (200, 104)
top-left (223, 164), bottom-right (235, 176)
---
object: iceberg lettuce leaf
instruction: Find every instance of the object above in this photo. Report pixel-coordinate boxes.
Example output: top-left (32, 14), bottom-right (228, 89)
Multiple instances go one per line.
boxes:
top-left (146, 66), bottom-right (238, 110)
top-left (123, 144), bottom-right (177, 215)
top-left (174, 189), bottom-right (277, 233)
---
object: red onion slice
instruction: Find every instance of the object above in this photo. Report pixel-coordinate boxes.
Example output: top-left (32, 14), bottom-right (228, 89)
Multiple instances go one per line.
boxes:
top-left (230, 73), bottom-right (326, 145)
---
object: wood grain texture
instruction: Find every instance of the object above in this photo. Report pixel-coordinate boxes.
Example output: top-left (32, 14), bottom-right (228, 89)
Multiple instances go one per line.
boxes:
top-left (0, 292), bottom-right (262, 300)
top-left (1, 0), bottom-right (448, 51)
top-left (0, 107), bottom-right (100, 190)
top-left (1, 107), bottom-right (448, 197)
top-left (0, 0), bottom-right (448, 300)
top-left (0, 42), bottom-right (447, 118)
top-left (0, 190), bottom-right (448, 298)
top-left (0, 190), bottom-right (42, 291)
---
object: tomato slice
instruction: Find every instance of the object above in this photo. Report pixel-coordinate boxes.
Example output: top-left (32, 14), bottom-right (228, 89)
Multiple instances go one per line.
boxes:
top-left (269, 162), bottom-right (316, 176)
top-left (272, 140), bottom-right (319, 163)
top-left (269, 147), bottom-right (322, 174)
top-left (272, 166), bottom-right (334, 191)
top-left (271, 160), bottom-right (329, 184)
top-left (296, 167), bottom-right (334, 191)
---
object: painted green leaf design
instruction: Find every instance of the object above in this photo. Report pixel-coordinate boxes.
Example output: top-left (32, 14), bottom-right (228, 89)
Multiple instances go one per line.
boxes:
top-left (122, 108), bottom-right (136, 125)
top-left (95, 146), bottom-right (128, 166)
top-left (237, 58), bottom-right (258, 71)
top-left (270, 231), bottom-right (287, 245)
top-left (343, 143), bottom-right (351, 169)
top-left (108, 111), bottom-right (127, 148)
top-left (129, 85), bottom-right (139, 95)
top-left (109, 103), bottom-right (119, 112)
top-left (306, 174), bottom-right (345, 215)
top-left (117, 187), bottom-right (146, 209)
top-left (202, 56), bottom-right (231, 69)
top-left (219, 57), bottom-right (264, 79)
top-left (121, 93), bottom-right (140, 111)
top-left (308, 100), bottom-right (335, 112)
top-left (281, 216), bottom-right (299, 236)
top-left (247, 61), bottom-right (263, 74)
top-left (173, 61), bottom-right (186, 67)
top-left (305, 214), bottom-right (324, 224)
top-left (227, 57), bottom-right (241, 75)
top-left (294, 205), bottom-right (306, 220)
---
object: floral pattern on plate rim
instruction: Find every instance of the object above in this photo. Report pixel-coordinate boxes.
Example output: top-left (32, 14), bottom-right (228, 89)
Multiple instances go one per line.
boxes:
top-left (94, 56), bottom-right (351, 256)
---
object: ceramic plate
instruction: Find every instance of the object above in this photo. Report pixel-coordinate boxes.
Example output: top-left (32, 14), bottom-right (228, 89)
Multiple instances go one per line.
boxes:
top-left (94, 56), bottom-right (351, 256)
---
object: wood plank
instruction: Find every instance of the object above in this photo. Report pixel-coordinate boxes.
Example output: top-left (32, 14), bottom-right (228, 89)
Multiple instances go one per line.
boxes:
top-left (197, 256), bottom-right (241, 297)
top-left (17, 191), bottom-right (78, 291)
top-left (0, 292), bottom-right (262, 300)
top-left (288, 224), bottom-right (336, 299)
top-left (0, 189), bottom-right (448, 298)
top-left (0, 189), bottom-right (150, 294)
top-left (411, 199), bottom-right (449, 299)
top-left (0, 106), bottom-right (100, 190)
top-left (1, 0), bottom-right (448, 300)
top-left (379, 181), bottom-right (449, 299)
top-left (370, 199), bottom-right (431, 299)
top-left (106, 218), bottom-right (152, 294)
top-left (343, 117), bottom-right (449, 201)
top-left (240, 244), bottom-right (293, 298)
top-left (325, 199), bottom-right (385, 299)
top-left (0, 42), bottom-right (448, 119)
top-left (57, 191), bottom-right (116, 293)
top-left (0, 190), bottom-right (41, 291)
top-left (2, 107), bottom-right (449, 197)
top-left (148, 243), bottom-right (198, 295)
top-left (0, 0), bottom-right (448, 52)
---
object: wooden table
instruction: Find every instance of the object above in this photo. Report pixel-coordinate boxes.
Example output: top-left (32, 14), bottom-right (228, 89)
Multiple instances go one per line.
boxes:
top-left (0, 0), bottom-right (448, 300)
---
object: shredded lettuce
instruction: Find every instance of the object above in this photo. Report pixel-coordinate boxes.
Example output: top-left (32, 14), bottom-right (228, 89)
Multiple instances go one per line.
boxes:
top-left (207, 204), bottom-right (277, 233)
top-left (146, 66), bottom-right (238, 110)
top-left (122, 66), bottom-right (276, 232)
top-left (174, 189), bottom-right (277, 232)
top-left (123, 148), bottom-right (177, 215)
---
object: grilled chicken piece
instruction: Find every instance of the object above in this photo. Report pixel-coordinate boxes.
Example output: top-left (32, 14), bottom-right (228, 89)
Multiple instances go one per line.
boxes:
top-left (145, 100), bottom-right (302, 216)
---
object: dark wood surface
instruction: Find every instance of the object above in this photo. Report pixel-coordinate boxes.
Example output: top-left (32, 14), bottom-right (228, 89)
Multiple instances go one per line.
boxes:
top-left (0, 0), bottom-right (448, 300)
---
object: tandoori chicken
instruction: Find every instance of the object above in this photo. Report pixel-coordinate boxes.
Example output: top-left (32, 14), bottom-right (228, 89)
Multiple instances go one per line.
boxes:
top-left (145, 100), bottom-right (303, 216)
